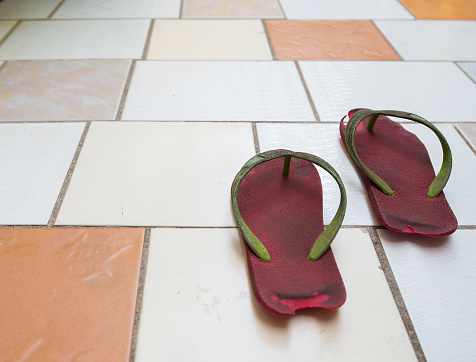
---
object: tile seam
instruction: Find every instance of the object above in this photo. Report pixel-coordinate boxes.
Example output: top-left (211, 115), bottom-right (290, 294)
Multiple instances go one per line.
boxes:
top-left (47, 0), bottom-right (67, 19)
top-left (455, 61), bottom-right (476, 86)
top-left (129, 228), bottom-right (151, 362)
top-left (0, 20), bottom-right (21, 48)
top-left (371, 20), bottom-right (404, 60)
top-left (115, 60), bottom-right (137, 121)
top-left (261, 19), bottom-right (277, 60)
top-left (367, 227), bottom-right (427, 362)
top-left (294, 61), bottom-right (320, 122)
top-left (276, 0), bottom-right (287, 19)
top-left (179, 0), bottom-right (184, 19)
top-left (453, 124), bottom-right (476, 156)
top-left (251, 122), bottom-right (261, 153)
top-left (47, 122), bottom-right (91, 227)
top-left (141, 20), bottom-right (154, 60)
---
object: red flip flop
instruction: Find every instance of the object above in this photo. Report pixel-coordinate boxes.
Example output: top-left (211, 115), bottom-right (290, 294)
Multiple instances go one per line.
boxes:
top-left (340, 108), bottom-right (457, 237)
top-left (231, 150), bottom-right (347, 316)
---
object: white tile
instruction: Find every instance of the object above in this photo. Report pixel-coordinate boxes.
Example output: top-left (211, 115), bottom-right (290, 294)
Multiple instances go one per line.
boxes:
top-left (54, 0), bottom-right (180, 19)
top-left (123, 61), bottom-right (314, 121)
top-left (375, 21), bottom-right (476, 61)
top-left (299, 61), bottom-right (476, 122)
top-left (0, 123), bottom-right (85, 225)
top-left (257, 123), bottom-right (476, 227)
top-left (0, 0), bottom-right (61, 19)
top-left (458, 62), bottom-right (476, 82)
top-left (147, 20), bottom-right (272, 60)
top-left (56, 122), bottom-right (255, 226)
top-left (379, 229), bottom-right (476, 362)
top-left (457, 124), bottom-right (476, 150)
top-left (0, 20), bottom-right (150, 60)
top-left (0, 21), bottom-right (16, 41)
top-left (279, 0), bottom-right (413, 19)
top-left (136, 228), bottom-right (416, 362)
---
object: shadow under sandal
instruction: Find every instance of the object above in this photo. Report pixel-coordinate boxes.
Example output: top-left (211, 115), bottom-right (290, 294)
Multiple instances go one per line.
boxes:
top-left (340, 108), bottom-right (457, 237)
top-left (231, 150), bottom-right (347, 316)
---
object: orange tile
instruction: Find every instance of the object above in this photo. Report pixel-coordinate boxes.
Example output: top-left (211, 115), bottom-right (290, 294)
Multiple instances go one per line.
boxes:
top-left (0, 228), bottom-right (145, 361)
top-left (399, 0), bottom-right (476, 20)
top-left (266, 20), bottom-right (400, 61)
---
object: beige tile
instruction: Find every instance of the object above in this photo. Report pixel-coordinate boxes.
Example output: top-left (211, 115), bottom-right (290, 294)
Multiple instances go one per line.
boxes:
top-left (0, 60), bottom-right (130, 121)
top-left (0, 228), bottom-right (144, 361)
top-left (136, 228), bottom-right (416, 361)
top-left (56, 122), bottom-right (256, 226)
top-left (182, 0), bottom-right (283, 18)
top-left (0, 21), bottom-right (16, 41)
top-left (458, 124), bottom-right (476, 150)
top-left (147, 20), bottom-right (272, 60)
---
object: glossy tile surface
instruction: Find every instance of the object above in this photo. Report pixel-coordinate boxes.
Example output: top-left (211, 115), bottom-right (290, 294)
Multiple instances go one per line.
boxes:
top-left (399, 0), bottom-right (476, 20)
top-left (379, 230), bottom-right (476, 362)
top-left (279, 0), bottom-right (413, 19)
top-left (299, 61), bottom-right (476, 122)
top-left (376, 20), bottom-right (476, 61)
top-left (56, 122), bottom-right (255, 226)
top-left (0, 0), bottom-right (61, 19)
top-left (0, 123), bottom-right (84, 225)
top-left (0, 60), bottom-right (130, 121)
top-left (458, 62), bottom-right (476, 82)
top-left (0, 21), bottom-right (16, 41)
top-left (182, 0), bottom-right (283, 18)
top-left (147, 20), bottom-right (272, 60)
top-left (0, 20), bottom-right (150, 60)
top-left (136, 228), bottom-right (415, 361)
top-left (122, 61), bottom-right (314, 121)
top-left (54, 0), bottom-right (181, 18)
top-left (0, 228), bottom-right (144, 361)
top-left (267, 20), bottom-right (400, 60)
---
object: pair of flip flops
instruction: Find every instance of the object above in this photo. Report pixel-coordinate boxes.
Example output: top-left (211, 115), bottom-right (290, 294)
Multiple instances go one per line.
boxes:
top-left (231, 108), bottom-right (458, 316)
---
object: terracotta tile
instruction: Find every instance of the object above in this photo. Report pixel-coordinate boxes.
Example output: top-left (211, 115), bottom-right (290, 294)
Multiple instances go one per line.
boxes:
top-left (266, 20), bottom-right (400, 60)
top-left (0, 60), bottom-right (130, 121)
top-left (0, 228), bottom-right (144, 361)
top-left (182, 0), bottom-right (283, 18)
top-left (399, 0), bottom-right (476, 20)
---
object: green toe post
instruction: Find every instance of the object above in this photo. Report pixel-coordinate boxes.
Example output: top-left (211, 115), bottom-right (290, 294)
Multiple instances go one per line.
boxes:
top-left (282, 155), bottom-right (291, 176)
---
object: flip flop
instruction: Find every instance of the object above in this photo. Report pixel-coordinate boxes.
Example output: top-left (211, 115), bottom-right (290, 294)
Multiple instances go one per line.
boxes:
top-left (231, 150), bottom-right (347, 316)
top-left (340, 108), bottom-right (457, 237)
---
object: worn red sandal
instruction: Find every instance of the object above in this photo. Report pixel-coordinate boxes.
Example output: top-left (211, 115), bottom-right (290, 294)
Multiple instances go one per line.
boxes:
top-left (340, 108), bottom-right (457, 236)
top-left (231, 150), bottom-right (347, 316)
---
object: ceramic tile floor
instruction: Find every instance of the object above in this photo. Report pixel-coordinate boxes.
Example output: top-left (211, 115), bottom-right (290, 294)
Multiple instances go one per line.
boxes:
top-left (0, 0), bottom-right (475, 361)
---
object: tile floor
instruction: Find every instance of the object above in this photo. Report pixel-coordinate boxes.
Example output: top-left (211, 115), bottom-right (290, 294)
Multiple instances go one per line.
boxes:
top-left (0, 0), bottom-right (475, 361)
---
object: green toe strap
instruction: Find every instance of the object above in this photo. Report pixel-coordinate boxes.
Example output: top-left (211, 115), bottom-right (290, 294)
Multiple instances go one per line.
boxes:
top-left (344, 109), bottom-right (453, 199)
top-left (231, 150), bottom-right (347, 263)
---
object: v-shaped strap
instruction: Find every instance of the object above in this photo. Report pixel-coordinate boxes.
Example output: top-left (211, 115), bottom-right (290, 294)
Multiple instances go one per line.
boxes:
top-left (231, 150), bottom-right (347, 262)
top-left (344, 109), bottom-right (452, 199)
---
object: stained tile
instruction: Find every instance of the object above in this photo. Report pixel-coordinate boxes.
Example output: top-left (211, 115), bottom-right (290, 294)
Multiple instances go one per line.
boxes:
top-left (257, 123), bottom-right (476, 226)
top-left (136, 228), bottom-right (416, 361)
top-left (54, 0), bottom-right (181, 19)
top-left (56, 122), bottom-right (255, 226)
top-left (0, 60), bottom-right (130, 121)
top-left (147, 20), bottom-right (272, 60)
top-left (0, 123), bottom-right (84, 225)
top-left (182, 0), bottom-right (283, 18)
top-left (399, 0), bottom-right (476, 20)
top-left (456, 124), bottom-right (476, 150)
top-left (266, 20), bottom-right (400, 60)
top-left (0, 0), bottom-right (61, 19)
top-left (279, 0), bottom-right (413, 19)
top-left (123, 61), bottom-right (314, 121)
top-left (0, 20), bottom-right (150, 60)
top-left (299, 61), bottom-right (476, 122)
top-left (379, 230), bottom-right (476, 361)
top-left (0, 21), bottom-right (16, 41)
top-left (375, 21), bottom-right (476, 61)
top-left (0, 228), bottom-right (144, 361)
top-left (458, 62), bottom-right (476, 82)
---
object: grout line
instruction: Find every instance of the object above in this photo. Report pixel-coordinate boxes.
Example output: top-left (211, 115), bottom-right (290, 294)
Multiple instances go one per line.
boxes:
top-left (141, 20), bottom-right (154, 60)
top-left (276, 0), bottom-right (287, 19)
top-left (453, 124), bottom-right (476, 156)
top-left (0, 61), bottom-right (7, 72)
top-left (367, 227), bottom-right (427, 362)
top-left (179, 0), bottom-right (185, 19)
top-left (0, 21), bottom-right (21, 48)
top-left (115, 60), bottom-right (137, 121)
top-left (129, 228), bottom-right (151, 362)
top-left (294, 61), bottom-right (320, 122)
top-left (48, 0), bottom-right (67, 19)
top-left (251, 122), bottom-right (261, 153)
top-left (47, 122), bottom-right (91, 227)
top-left (371, 20), bottom-right (404, 61)
top-left (455, 62), bottom-right (476, 86)
top-left (261, 19), bottom-right (277, 60)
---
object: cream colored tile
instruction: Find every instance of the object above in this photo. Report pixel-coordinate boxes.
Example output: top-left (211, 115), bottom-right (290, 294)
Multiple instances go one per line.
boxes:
top-left (147, 20), bottom-right (272, 60)
top-left (0, 0), bottom-right (61, 19)
top-left (54, 0), bottom-right (180, 19)
top-left (56, 122), bottom-right (255, 226)
top-left (136, 228), bottom-right (416, 362)
top-left (182, 0), bottom-right (283, 18)
top-left (457, 124), bottom-right (476, 149)
top-left (0, 20), bottom-right (149, 60)
top-left (0, 60), bottom-right (130, 121)
top-left (0, 21), bottom-right (16, 41)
